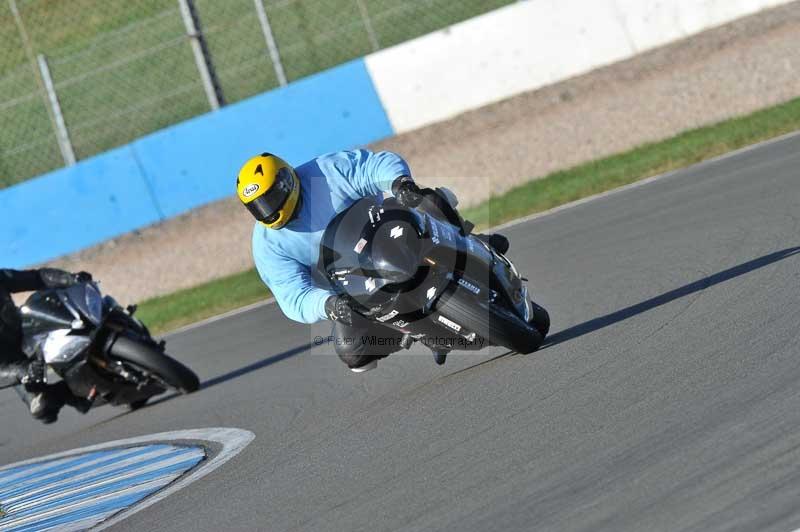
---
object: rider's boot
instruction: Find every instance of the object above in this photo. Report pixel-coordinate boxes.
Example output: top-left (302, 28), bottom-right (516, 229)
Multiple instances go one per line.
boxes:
top-left (20, 384), bottom-right (67, 424)
top-left (476, 233), bottom-right (510, 255)
top-left (432, 349), bottom-right (448, 366)
top-left (28, 391), bottom-right (63, 424)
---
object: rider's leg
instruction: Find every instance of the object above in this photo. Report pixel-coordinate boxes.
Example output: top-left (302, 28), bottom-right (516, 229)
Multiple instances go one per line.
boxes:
top-left (2, 345), bottom-right (72, 424)
top-left (332, 314), bottom-right (404, 372)
top-left (17, 381), bottom-right (90, 424)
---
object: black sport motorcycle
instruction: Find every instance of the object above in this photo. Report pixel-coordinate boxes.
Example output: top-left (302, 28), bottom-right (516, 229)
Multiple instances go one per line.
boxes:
top-left (319, 188), bottom-right (549, 364)
top-left (19, 282), bottom-right (199, 410)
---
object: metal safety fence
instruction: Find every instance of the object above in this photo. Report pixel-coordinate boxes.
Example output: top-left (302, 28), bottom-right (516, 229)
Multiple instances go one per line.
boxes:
top-left (0, 0), bottom-right (513, 189)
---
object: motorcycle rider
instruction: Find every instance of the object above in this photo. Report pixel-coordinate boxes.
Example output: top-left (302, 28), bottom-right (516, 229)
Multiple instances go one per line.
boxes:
top-left (237, 150), bottom-right (509, 372)
top-left (0, 268), bottom-right (93, 423)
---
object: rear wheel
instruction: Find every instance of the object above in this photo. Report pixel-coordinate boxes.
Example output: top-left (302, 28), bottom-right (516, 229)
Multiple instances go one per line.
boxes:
top-left (108, 335), bottom-right (199, 393)
top-left (436, 291), bottom-right (543, 354)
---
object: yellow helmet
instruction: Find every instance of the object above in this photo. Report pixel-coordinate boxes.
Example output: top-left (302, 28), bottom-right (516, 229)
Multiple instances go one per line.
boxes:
top-left (236, 153), bottom-right (300, 229)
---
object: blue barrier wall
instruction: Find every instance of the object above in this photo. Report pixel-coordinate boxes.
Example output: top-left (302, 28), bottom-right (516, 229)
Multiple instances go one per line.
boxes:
top-left (0, 59), bottom-right (394, 268)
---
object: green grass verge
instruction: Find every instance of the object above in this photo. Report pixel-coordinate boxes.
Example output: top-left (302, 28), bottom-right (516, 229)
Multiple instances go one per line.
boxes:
top-left (137, 96), bottom-right (800, 334)
top-left (136, 269), bottom-right (269, 334)
top-left (463, 96), bottom-right (800, 228)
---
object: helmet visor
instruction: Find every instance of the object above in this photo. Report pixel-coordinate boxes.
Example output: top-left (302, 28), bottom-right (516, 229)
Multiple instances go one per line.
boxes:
top-left (245, 167), bottom-right (294, 224)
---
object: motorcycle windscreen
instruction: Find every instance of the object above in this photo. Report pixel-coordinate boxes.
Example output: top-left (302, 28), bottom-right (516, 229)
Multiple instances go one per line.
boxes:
top-left (20, 291), bottom-right (75, 335)
top-left (63, 283), bottom-right (103, 325)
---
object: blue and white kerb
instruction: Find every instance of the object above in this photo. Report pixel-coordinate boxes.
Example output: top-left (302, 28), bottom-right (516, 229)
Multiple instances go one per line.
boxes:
top-left (0, 444), bottom-right (205, 532)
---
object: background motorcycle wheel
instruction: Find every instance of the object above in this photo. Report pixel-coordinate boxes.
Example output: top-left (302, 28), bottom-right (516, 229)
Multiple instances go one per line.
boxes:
top-left (108, 335), bottom-right (200, 394)
top-left (436, 292), bottom-right (543, 354)
top-left (529, 301), bottom-right (550, 338)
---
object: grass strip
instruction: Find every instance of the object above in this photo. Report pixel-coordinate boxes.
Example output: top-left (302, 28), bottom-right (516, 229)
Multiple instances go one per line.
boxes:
top-left (463, 96), bottom-right (800, 227)
top-left (138, 96), bottom-right (800, 334)
top-left (136, 269), bottom-right (269, 335)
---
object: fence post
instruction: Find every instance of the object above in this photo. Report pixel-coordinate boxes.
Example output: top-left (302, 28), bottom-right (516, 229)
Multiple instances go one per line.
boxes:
top-left (253, 0), bottom-right (287, 86)
top-left (8, 0), bottom-right (75, 167)
top-left (177, 0), bottom-right (225, 110)
top-left (36, 54), bottom-right (76, 166)
top-left (354, 0), bottom-right (379, 52)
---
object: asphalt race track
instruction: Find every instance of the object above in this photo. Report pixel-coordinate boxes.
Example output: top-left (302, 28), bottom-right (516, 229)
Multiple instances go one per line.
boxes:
top-left (2, 133), bottom-right (800, 532)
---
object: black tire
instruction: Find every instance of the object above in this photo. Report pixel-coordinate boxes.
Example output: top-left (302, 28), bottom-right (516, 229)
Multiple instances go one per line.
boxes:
top-left (436, 291), bottom-right (543, 354)
top-left (530, 301), bottom-right (550, 338)
top-left (109, 335), bottom-right (199, 393)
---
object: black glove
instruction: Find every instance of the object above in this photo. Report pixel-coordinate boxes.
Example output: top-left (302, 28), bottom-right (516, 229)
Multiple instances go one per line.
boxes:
top-left (73, 271), bottom-right (93, 284)
top-left (325, 294), bottom-right (353, 326)
top-left (392, 176), bottom-right (423, 208)
top-left (39, 268), bottom-right (91, 288)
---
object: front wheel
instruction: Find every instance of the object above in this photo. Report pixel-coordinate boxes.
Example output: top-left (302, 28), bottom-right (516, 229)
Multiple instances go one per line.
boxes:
top-left (530, 301), bottom-right (550, 338)
top-left (436, 291), bottom-right (543, 354)
top-left (108, 335), bottom-right (199, 393)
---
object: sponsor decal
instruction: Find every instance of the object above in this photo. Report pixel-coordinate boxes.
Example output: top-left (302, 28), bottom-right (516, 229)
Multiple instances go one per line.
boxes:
top-left (393, 320), bottom-right (409, 328)
top-left (437, 315), bottom-right (462, 332)
top-left (430, 222), bottom-right (440, 244)
top-left (365, 278), bottom-right (377, 293)
top-left (368, 206), bottom-right (382, 224)
top-left (440, 225), bottom-right (454, 241)
top-left (457, 278), bottom-right (480, 295)
top-left (242, 183), bottom-right (260, 198)
top-left (353, 238), bottom-right (368, 254)
top-left (426, 286), bottom-right (437, 300)
top-left (390, 225), bottom-right (404, 239)
top-left (376, 310), bottom-right (399, 322)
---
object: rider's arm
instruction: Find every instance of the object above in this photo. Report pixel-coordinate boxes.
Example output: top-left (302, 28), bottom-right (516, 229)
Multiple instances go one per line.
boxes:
top-left (253, 240), bottom-right (334, 324)
top-left (346, 149), bottom-right (411, 197)
top-left (0, 268), bottom-right (89, 293)
top-left (0, 269), bottom-right (45, 293)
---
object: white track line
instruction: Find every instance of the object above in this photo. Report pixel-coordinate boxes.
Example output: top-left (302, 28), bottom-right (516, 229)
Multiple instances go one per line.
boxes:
top-left (165, 129), bottom-right (800, 335)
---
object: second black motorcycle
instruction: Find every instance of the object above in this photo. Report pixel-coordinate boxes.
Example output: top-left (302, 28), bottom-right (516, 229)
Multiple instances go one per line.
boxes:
top-left (19, 281), bottom-right (199, 411)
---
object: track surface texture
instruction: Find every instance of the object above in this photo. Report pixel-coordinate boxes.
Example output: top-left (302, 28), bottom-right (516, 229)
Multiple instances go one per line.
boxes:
top-left (2, 134), bottom-right (800, 531)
